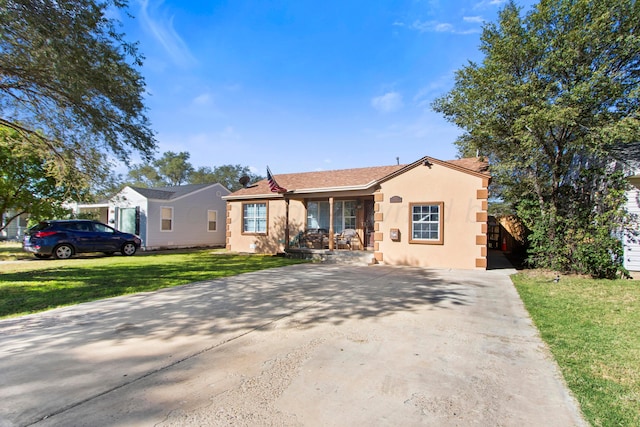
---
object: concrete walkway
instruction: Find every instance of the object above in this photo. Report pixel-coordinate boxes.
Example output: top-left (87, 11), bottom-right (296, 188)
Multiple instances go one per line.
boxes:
top-left (0, 264), bottom-right (586, 426)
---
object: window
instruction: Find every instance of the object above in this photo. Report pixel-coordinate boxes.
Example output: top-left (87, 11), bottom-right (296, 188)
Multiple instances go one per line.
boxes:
top-left (161, 207), bottom-right (173, 231)
top-left (307, 200), bottom-right (356, 233)
top-left (243, 202), bottom-right (267, 234)
top-left (337, 200), bottom-right (357, 232)
top-left (93, 223), bottom-right (115, 234)
top-left (208, 210), bottom-right (217, 232)
top-left (307, 201), bottom-right (330, 230)
top-left (409, 202), bottom-right (443, 244)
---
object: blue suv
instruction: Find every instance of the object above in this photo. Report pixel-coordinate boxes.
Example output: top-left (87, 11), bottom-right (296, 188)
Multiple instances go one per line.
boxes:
top-left (23, 220), bottom-right (142, 259)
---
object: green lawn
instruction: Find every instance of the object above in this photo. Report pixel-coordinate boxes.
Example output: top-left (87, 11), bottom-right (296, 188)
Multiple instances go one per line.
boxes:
top-left (0, 244), bottom-right (307, 318)
top-left (512, 272), bottom-right (640, 427)
top-left (0, 241), bottom-right (33, 261)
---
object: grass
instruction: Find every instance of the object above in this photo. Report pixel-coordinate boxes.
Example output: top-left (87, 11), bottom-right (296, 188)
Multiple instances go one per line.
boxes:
top-left (512, 271), bottom-right (640, 427)
top-left (0, 241), bottom-right (33, 261)
top-left (0, 243), bottom-right (307, 318)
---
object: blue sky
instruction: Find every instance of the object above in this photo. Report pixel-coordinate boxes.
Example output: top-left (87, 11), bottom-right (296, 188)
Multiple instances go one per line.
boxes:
top-left (117, 0), bottom-right (536, 176)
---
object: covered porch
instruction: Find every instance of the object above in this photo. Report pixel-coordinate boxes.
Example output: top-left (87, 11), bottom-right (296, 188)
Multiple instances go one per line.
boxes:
top-left (284, 195), bottom-right (376, 252)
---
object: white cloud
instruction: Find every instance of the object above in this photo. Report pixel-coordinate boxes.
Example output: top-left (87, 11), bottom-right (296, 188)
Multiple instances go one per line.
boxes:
top-left (362, 110), bottom-right (462, 160)
top-left (414, 72), bottom-right (456, 108)
top-left (463, 16), bottom-right (484, 23)
top-left (137, 0), bottom-right (197, 68)
top-left (411, 20), bottom-right (453, 33)
top-left (183, 90), bottom-right (226, 119)
top-left (473, 0), bottom-right (506, 9)
top-left (371, 92), bottom-right (404, 113)
top-left (192, 92), bottom-right (212, 106)
top-left (408, 20), bottom-right (480, 35)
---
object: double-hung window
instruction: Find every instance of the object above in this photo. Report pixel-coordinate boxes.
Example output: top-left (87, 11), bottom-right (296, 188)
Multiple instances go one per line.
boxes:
top-left (409, 202), bottom-right (443, 244)
top-left (161, 207), bottom-right (173, 231)
top-left (207, 210), bottom-right (217, 232)
top-left (243, 202), bottom-right (267, 234)
top-left (339, 200), bottom-right (357, 231)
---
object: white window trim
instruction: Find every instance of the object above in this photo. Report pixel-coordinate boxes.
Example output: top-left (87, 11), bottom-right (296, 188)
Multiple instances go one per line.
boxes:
top-left (207, 209), bottom-right (217, 232)
top-left (160, 206), bottom-right (173, 232)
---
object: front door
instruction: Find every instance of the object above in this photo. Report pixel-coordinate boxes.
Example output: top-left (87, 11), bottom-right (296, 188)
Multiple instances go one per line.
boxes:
top-left (364, 200), bottom-right (374, 248)
top-left (119, 207), bottom-right (139, 235)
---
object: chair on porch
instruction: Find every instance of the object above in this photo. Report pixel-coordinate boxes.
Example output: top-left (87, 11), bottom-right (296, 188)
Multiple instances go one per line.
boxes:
top-left (336, 228), bottom-right (358, 250)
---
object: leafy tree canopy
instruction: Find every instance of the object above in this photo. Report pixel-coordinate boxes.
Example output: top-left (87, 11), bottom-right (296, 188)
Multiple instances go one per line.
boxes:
top-left (155, 151), bottom-right (193, 186)
top-left (126, 163), bottom-right (163, 188)
top-left (190, 164), bottom-right (264, 191)
top-left (125, 151), bottom-right (263, 191)
top-left (0, 0), bottom-right (156, 185)
top-left (0, 126), bottom-right (80, 231)
top-left (126, 151), bottom-right (192, 187)
top-left (433, 0), bottom-right (640, 278)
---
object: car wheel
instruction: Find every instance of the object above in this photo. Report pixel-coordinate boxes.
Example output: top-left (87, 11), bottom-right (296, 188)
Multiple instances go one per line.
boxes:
top-left (34, 254), bottom-right (52, 259)
top-left (53, 244), bottom-right (73, 259)
top-left (121, 242), bottom-right (137, 256)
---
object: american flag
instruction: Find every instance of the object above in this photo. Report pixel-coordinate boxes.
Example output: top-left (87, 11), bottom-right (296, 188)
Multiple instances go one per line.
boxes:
top-left (267, 166), bottom-right (287, 193)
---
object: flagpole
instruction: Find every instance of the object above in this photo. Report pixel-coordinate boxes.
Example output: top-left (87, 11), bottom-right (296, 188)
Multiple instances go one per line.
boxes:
top-left (267, 166), bottom-right (290, 252)
top-left (284, 196), bottom-right (290, 251)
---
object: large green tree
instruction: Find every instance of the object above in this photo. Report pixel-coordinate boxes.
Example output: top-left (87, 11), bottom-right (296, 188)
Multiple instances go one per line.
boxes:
top-left (0, 127), bottom-right (80, 232)
top-left (190, 164), bottom-right (264, 191)
top-left (126, 163), bottom-right (163, 188)
top-left (125, 152), bottom-right (262, 191)
top-left (126, 151), bottom-right (193, 187)
top-left (0, 0), bottom-right (155, 183)
top-left (155, 151), bottom-right (193, 186)
top-left (433, 0), bottom-right (640, 278)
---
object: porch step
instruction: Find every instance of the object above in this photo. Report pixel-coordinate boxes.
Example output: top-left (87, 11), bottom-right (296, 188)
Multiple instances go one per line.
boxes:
top-left (286, 249), bottom-right (375, 266)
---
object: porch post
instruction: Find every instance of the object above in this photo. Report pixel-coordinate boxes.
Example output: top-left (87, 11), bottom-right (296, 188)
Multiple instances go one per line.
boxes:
top-left (284, 197), bottom-right (290, 251)
top-left (328, 196), bottom-right (335, 250)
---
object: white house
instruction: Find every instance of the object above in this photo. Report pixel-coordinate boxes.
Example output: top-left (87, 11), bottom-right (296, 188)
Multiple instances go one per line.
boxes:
top-left (75, 183), bottom-right (230, 250)
top-left (624, 175), bottom-right (640, 272)
top-left (0, 212), bottom-right (29, 241)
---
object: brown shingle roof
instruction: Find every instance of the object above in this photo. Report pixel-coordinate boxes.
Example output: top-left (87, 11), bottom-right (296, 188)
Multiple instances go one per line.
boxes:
top-left (230, 165), bottom-right (405, 198)
top-left (446, 157), bottom-right (490, 175)
top-left (226, 157), bottom-right (489, 199)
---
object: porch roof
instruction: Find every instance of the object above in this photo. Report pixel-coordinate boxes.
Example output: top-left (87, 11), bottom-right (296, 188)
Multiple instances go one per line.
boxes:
top-left (224, 156), bottom-right (490, 200)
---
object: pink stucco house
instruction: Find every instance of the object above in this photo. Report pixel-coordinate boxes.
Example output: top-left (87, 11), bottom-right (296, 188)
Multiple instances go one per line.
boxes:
top-left (223, 155), bottom-right (490, 269)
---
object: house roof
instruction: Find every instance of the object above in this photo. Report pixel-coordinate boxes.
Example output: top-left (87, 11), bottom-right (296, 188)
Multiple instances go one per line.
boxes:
top-left (225, 156), bottom-right (489, 200)
top-left (129, 183), bottom-right (223, 200)
top-left (447, 158), bottom-right (490, 174)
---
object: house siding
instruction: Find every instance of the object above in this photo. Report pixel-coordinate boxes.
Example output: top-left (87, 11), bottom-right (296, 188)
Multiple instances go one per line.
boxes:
top-left (97, 184), bottom-right (230, 250)
top-left (110, 187), bottom-right (149, 245)
top-left (1, 212), bottom-right (29, 240)
top-left (143, 185), bottom-right (228, 249)
top-left (224, 156), bottom-right (490, 269)
top-left (226, 199), bottom-right (306, 253)
top-left (376, 162), bottom-right (487, 269)
top-left (624, 178), bottom-right (640, 272)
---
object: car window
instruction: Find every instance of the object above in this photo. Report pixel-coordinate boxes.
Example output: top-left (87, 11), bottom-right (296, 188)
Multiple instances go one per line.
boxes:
top-left (92, 223), bottom-right (115, 234)
top-left (29, 222), bottom-right (49, 232)
top-left (66, 222), bottom-right (91, 232)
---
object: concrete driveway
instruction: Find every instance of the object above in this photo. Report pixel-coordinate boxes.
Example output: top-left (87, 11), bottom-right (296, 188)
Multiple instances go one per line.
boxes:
top-left (0, 264), bottom-right (586, 426)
